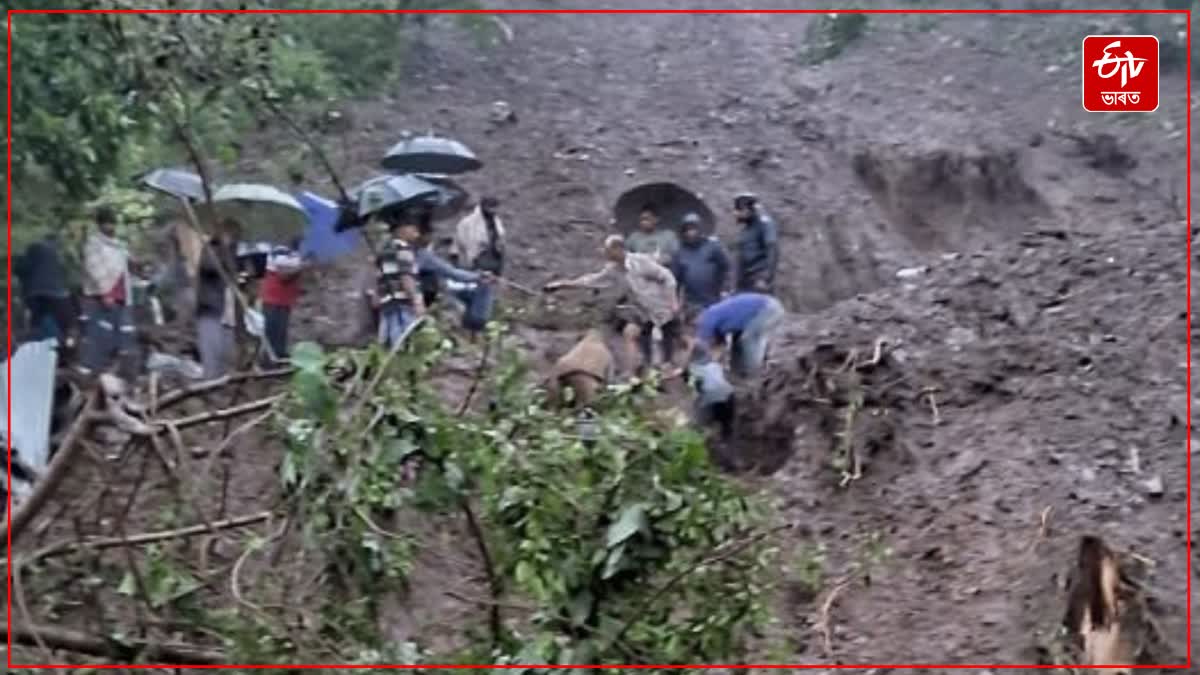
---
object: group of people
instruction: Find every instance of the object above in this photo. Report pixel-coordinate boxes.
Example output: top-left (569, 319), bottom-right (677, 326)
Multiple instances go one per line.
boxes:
top-left (11, 181), bottom-right (512, 387)
top-left (543, 192), bottom-right (786, 436)
top-left (12, 185), bottom-right (782, 445)
top-left (361, 195), bottom-right (507, 348)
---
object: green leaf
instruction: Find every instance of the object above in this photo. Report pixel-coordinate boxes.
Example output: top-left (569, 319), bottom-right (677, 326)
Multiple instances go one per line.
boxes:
top-left (116, 571), bottom-right (137, 597)
top-left (605, 503), bottom-right (648, 548)
top-left (601, 544), bottom-right (625, 580)
top-left (291, 341), bottom-right (326, 373)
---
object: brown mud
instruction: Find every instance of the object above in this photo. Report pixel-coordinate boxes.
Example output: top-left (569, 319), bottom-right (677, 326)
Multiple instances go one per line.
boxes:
top-left (9, 1), bottom-right (1196, 667)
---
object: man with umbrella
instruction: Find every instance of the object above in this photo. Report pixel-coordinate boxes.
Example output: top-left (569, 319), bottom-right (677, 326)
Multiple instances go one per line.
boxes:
top-left (194, 219), bottom-right (243, 379)
top-left (544, 234), bottom-right (680, 376)
top-left (732, 193), bottom-right (780, 294)
top-left (369, 219), bottom-right (425, 349)
top-left (625, 203), bottom-right (680, 266)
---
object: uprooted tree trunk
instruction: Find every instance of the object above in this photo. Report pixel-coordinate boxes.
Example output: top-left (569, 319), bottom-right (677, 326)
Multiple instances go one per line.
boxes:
top-left (1061, 535), bottom-right (1162, 673)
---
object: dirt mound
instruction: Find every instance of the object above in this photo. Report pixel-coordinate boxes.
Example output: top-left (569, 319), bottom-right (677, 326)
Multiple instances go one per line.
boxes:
top-left (851, 145), bottom-right (1049, 252)
top-left (727, 341), bottom-right (911, 480)
top-left (739, 217), bottom-right (1190, 663)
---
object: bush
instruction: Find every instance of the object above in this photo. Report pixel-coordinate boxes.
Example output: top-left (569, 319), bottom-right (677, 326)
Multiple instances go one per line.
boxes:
top-left (266, 326), bottom-right (781, 664)
top-left (797, 13), bottom-right (871, 66)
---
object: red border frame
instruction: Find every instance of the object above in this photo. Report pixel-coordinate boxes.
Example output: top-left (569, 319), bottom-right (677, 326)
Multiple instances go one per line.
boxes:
top-left (4, 5), bottom-right (1190, 667)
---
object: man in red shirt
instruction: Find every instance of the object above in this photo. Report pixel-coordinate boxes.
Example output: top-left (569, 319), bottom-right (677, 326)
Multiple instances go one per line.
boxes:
top-left (259, 238), bottom-right (307, 366)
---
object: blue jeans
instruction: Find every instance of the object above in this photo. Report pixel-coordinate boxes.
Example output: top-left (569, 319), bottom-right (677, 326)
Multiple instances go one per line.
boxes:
top-left (78, 298), bottom-right (135, 375)
top-left (729, 297), bottom-right (785, 377)
top-left (378, 305), bottom-right (416, 349)
top-left (454, 283), bottom-right (494, 333)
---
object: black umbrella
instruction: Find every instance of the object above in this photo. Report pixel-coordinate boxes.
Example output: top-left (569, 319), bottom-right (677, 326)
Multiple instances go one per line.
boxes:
top-left (138, 168), bottom-right (206, 201)
top-left (335, 174), bottom-right (442, 232)
top-left (414, 174), bottom-right (470, 222)
top-left (613, 182), bottom-right (716, 235)
top-left (381, 136), bottom-right (483, 175)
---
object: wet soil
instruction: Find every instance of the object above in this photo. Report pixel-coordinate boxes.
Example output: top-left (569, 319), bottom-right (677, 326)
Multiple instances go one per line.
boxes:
top-left (9, 1), bottom-right (1196, 667)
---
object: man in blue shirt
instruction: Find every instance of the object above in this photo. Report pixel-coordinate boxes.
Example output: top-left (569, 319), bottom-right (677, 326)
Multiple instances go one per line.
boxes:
top-left (684, 292), bottom-right (785, 379)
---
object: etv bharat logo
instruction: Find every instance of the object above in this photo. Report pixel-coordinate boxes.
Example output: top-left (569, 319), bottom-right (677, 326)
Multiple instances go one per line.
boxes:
top-left (1082, 35), bottom-right (1160, 113)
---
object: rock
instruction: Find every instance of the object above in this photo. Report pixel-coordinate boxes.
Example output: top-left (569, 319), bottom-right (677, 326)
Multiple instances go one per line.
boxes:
top-left (896, 266), bottom-right (926, 279)
top-left (1141, 475), bottom-right (1165, 498)
top-left (490, 100), bottom-right (516, 124)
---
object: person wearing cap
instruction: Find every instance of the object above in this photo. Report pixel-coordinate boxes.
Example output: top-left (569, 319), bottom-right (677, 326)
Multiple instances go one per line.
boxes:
top-left (670, 212), bottom-right (732, 324)
top-left (678, 292), bottom-right (785, 380)
top-left (259, 237), bottom-right (309, 366)
top-left (543, 234), bottom-right (680, 375)
top-left (732, 193), bottom-right (780, 294)
top-left (625, 203), bottom-right (680, 265)
top-left (453, 196), bottom-right (507, 336)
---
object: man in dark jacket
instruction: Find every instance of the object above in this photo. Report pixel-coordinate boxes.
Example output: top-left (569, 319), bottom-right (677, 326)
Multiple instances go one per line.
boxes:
top-left (732, 193), bottom-right (780, 293)
top-left (670, 212), bottom-right (731, 323)
top-left (195, 223), bottom-right (239, 379)
top-left (14, 234), bottom-right (72, 342)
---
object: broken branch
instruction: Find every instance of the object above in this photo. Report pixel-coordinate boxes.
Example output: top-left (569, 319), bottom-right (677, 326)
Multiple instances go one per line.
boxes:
top-left (3, 395), bottom-right (99, 544)
top-left (23, 511), bottom-right (277, 563)
top-left (156, 395), bottom-right (282, 432)
top-left (154, 367), bottom-right (294, 409)
top-left (3, 622), bottom-right (226, 665)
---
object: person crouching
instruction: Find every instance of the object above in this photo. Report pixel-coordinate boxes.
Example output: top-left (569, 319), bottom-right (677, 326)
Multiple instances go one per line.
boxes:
top-left (688, 357), bottom-right (736, 440)
top-left (545, 329), bottom-right (615, 411)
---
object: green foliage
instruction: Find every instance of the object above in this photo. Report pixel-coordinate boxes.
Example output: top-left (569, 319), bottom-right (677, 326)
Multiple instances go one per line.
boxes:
top-left (268, 324), bottom-right (778, 665)
top-left (6, 0), bottom-right (483, 261)
top-left (797, 13), bottom-right (870, 66)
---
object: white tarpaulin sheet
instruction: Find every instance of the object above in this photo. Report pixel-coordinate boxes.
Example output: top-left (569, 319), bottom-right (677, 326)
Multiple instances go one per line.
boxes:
top-left (2, 338), bottom-right (59, 502)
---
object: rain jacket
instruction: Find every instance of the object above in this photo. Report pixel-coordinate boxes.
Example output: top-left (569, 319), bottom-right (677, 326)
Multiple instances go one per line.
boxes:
top-left (670, 236), bottom-right (731, 309)
top-left (625, 229), bottom-right (680, 264)
top-left (572, 252), bottom-right (678, 327)
top-left (734, 212), bottom-right (779, 291)
top-left (15, 239), bottom-right (69, 300)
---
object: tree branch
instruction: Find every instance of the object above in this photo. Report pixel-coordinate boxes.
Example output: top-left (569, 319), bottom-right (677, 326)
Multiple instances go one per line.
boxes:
top-left (154, 368), bottom-right (293, 410)
top-left (24, 511), bottom-right (277, 564)
top-left (3, 395), bottom-right (99, 545)
top-left (460, 498), bottom-right (503, 646)
top-left (154, 395), bottom-right (282, 433)
top-left (3, 622), bottom-right (226, 665)
top-left (610, 522), bottom-right (795, 646)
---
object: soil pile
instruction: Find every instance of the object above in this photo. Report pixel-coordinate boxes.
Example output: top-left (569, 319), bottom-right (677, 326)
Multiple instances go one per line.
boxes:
top-left (733, 217), bottom-right (1191, 663)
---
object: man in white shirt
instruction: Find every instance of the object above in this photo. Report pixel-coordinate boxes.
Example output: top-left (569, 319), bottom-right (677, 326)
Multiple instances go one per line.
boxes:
top-left (544, 234), bottom-right (681, 375)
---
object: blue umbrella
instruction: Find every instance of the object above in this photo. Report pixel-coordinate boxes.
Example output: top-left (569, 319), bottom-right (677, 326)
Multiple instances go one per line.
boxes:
top-left (295, 191), bottom-right (362, 262)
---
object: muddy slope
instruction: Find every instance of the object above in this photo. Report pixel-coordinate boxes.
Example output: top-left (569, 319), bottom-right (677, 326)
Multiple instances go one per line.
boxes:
top-left (731, 216), bottom-right (1191, 663)
top-left (236, 3), bottom-right (1194, 664)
